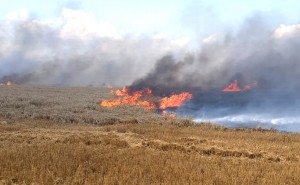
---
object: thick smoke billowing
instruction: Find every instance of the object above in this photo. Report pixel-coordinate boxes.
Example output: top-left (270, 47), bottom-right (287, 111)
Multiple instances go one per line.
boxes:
top-left (2, 9), bottom-right (300, 131)
top-left (132, 16), bottom-right (300, 95)
top-left (131, 16), bottom-right (300, 132)
top-left (0, 9), bottom-right (184, 86)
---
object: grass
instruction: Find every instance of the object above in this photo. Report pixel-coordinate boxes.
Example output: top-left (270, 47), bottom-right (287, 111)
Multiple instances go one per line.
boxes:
top-left (0, 85), bottom-right (299, 184)
top-left (0, 85), bottom-right (193, 126)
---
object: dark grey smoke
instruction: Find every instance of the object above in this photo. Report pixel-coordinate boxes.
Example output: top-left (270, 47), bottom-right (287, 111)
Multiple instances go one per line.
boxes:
top-left (2, 10), bottom-right (300, 131)
top-left (132, 16), bottom-right (300, 93)
top-left (130, 16), bottom-right (300, 132)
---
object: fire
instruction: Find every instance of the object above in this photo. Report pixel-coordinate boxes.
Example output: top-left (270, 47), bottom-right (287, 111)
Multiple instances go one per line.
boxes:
top-left (100, 96), bottom-right (156, 109)
top-left (115, 86), bottom-right (129, 96)
top-left (6, 81), bottom-right (14, 86)
top-left (99, 87), bottom-right (156, 109)
top-left (222, 80), bottom-right (257, 92)
top-left (159, 92), bottom-right (193, 109)
top-left (112, 87), bottom-right (152, 97)
top-left (169, 112), bottom-right (176, 118)
top-left (162, 110), bottom-right (176, 118)
top-left (222, 80), bottom-right (241, 92)
top-left (99, 87), bottom-right (193, 117)
top-left (0, 81), bottom-right (14, 86)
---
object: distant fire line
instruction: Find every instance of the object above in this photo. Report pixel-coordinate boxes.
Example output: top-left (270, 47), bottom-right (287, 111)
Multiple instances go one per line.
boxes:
top-left (98, 87), bottom-right (192, 117)
top-left (222, 80), bottom-right (257, 92)
top-left (0, 81), bottom-right (14, 86)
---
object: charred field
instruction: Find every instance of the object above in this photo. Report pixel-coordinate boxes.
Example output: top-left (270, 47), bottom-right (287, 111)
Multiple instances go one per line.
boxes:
top-left (0, 85), bottom-right (299, 185)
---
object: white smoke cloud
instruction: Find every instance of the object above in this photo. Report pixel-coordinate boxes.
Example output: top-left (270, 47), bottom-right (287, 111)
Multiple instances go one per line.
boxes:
top-left (130, 16), bottom-right (300, 132)
top-left (195, 113), bottom-right (300, 132)
top-left (0, 8), bottom-right (188, 86)
top-left (273, 24), bottom-right (300, 38)
top-left (202, 34), bottom-right (217, 44)
top-left (60, 8), bottom-right (121, 39)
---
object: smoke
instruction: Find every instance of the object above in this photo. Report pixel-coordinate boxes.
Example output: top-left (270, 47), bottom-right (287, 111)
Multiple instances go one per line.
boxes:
top-left (133, 15), bottom-right (300, 95)
top-left (0, 8), bottom-right (185, 86)
top-left (2, 7), bottom-right (300, 131)
top-left (131, 15), bottom-right (300, 132)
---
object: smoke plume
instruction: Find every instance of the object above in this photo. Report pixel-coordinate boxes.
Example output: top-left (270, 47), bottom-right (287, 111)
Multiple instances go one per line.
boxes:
top-left (131, 16), bottom-right (300, 132)
top-left (2, 9), bottom-right (300, 131)
top-left (0, 8), bottom-right (185, 86)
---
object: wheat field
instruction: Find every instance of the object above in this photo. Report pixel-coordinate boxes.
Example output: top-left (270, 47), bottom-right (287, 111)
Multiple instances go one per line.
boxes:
top-left (0, 85), bottom-right (299, 184)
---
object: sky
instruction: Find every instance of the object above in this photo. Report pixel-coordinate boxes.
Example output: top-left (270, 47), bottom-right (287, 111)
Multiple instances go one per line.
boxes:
top-left (2, 0), bottom-right (300, 40)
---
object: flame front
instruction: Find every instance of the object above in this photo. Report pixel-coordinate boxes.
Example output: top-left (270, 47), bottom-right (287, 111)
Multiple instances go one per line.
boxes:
top-left (115, 86), bottom-right (129, 96)
top-left (0, 81), bottom-right (14, 86)
top-left (162, 110), bottom-right (176, 118)
top-left (222, 80), bottom-right (257, 92)
top-left (159, 92), bottom-right (193, 109)
top-left (99, 87), bottom-right (156, 109)
top-left (222, 80), bottom-right (241, 92)
top-left (99, 87), bottom-right (193, 117)
top-left (6, 81), bottom-right (13, 86)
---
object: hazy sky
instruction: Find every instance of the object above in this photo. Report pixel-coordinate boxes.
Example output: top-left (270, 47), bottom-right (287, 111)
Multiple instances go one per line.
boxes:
top-left (2, 0), bottom-right (300, 40)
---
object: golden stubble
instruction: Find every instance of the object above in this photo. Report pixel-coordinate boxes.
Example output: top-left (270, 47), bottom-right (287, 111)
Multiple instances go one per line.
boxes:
top-left (0, 117), bottom-right (299, 185)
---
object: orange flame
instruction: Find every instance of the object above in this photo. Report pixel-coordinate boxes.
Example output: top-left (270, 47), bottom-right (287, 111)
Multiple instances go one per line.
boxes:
top-left (99, 87), bottom-right (193, 115)
top-left (159, 92), bottom-right (192, 109)
top-left (115, 86), bottom-right (129, 96)
top-left (106, 85), bottom-right (113, 89)
top-left (0, 81), bottom-right (14, 86)
top-left (100, 97), bottom-right (156, 109)
top-left (99, 87), bottom-right (156, 109)
top-left (162, 110), bottom-right (168, 116)
top-left (169, 112), bottom-right (176, 118)
top-left (222, 80), bottom-right (241, 92)
top-left (114, 87), bottom-right (153, 97)
top-left (6, 81), bottom-right (14, 86)
top-left (162, 110), bottom-right (176, 118)
top-left (222, 80), bottom-right (257, 92)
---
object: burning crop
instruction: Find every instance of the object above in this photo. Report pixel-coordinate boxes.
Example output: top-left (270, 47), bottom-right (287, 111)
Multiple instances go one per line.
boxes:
top-left (114, 86), bottom-right (130, 96)
top-left (222, 80), bottom-right (257, 93)
top-left (162, 110), bottom-right (176, 118)
top-left (159, 93), bottom-right (193, 109)
top-left (99, 87), bottom-right (157, 109)
top-left (0, 81), bottom-right (14, 86)
top-left (99, 87), bottom-right (192, 117)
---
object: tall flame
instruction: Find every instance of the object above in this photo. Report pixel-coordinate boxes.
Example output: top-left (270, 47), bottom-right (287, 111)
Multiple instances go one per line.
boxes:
top-left (222, 80), bottom-right (241, 92)
top-left (115, 86), bottom-right (129, 96)
top-left (159, 92), bottom-right (193, 109)
top-left (222, 80), bottom-right (257, 92)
